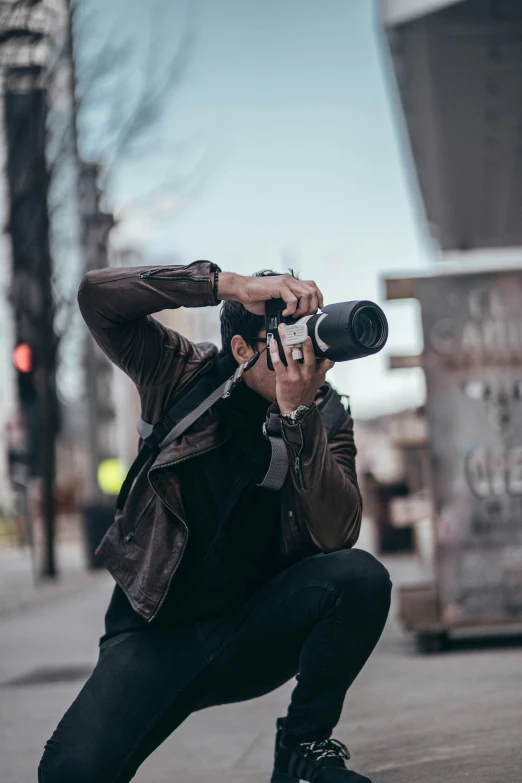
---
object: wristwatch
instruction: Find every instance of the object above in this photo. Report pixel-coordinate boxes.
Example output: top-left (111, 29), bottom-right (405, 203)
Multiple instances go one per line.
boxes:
top-left (280, 405), bottom-right (310, 425)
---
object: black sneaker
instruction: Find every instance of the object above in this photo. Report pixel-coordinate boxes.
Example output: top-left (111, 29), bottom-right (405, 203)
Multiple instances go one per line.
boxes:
top-left (271, 718), bottom-right (371, 783)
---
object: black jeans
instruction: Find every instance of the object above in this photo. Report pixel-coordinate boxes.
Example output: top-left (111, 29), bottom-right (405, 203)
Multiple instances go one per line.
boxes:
top-left (38, 549), bottom-right (391, 783)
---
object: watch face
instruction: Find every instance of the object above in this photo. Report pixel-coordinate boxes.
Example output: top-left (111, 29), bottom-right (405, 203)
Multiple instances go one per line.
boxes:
top-left (283, 406), bottom-right (307, 423)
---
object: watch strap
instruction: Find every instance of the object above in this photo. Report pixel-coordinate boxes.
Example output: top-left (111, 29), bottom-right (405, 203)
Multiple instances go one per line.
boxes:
top-left (280, 405), bottom-right (310, 425)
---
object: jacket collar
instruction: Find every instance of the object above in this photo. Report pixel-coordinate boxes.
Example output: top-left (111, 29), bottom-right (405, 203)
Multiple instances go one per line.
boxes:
top-left (150, 352), bottom-right (265, 471)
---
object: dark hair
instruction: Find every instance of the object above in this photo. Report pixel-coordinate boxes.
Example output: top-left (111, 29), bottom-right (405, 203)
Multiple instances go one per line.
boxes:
top-left (219, 269), bottom-right (299, 359)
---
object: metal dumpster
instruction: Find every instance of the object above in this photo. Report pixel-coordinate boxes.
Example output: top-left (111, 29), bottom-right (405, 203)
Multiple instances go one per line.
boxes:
top-left (388, 267), bottom-right (522, 651)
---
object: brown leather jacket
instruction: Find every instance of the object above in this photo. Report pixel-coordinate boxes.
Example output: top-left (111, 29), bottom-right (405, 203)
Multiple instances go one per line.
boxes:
top-left (78, 260), bottom-right (362, 621)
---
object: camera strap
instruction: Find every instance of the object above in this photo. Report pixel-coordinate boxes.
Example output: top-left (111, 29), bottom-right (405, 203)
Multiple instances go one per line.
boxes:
top-left (116, 354), bottom-right (261, 511)
top-left (256, 385), bottom-right (350, 490)
top-left (118, 355), bottom-right (348, 510)
top-left (258, 412), bottom-right (289, 491)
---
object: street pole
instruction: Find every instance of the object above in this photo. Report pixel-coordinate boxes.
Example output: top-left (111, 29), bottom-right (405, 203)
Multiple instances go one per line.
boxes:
top-left (4, 64), bottom-right (58, 578)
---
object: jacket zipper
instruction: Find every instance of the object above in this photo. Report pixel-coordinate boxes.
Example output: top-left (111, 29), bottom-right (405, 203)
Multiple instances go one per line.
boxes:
top-left (123, 495), bottom-right (155, 543)
top-left (147, 437), bottom-right (231, 621)
top-left (294, 455), bottom-right (305, 490)
top-left (139, 270), bottom-right (209, 281)
top-left (293, 425), bottom-right (306, 490)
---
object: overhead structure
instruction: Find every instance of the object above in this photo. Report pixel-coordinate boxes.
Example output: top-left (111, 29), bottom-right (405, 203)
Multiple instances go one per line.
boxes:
top-left (382, 0), bottom-right (464, 26)
top-left (383, 0), bottom-right (522, 251)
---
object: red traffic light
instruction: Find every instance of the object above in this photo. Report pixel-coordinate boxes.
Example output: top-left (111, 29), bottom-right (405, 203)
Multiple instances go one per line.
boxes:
top-left (13, 343), bottom-right (33, 373)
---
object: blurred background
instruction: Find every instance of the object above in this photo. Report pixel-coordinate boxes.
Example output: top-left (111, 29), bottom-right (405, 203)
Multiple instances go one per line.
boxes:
top-left (1, 1), bottom-right (522, 781)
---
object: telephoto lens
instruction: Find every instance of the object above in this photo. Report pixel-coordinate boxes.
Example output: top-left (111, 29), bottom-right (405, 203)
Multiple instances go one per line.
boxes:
top-left (265, 298), bottom-right (388, 370)
top-left (310, 300), bottom-right (388, 361)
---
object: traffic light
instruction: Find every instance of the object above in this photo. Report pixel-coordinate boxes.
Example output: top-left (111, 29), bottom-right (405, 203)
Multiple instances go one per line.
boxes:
top-left (13, 342), bottom-right (33, 373)
top-left (13, 342), bottom-right (37, 401)
top-left (12, 342), bottom-right (39, 475)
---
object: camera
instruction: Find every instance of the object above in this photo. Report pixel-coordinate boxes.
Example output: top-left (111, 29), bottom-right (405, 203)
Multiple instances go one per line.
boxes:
top-left (265, 298), bottom-right (388, 371)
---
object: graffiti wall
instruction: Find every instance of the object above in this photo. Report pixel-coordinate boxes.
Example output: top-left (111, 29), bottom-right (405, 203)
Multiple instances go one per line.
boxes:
top-left (416, 270), bottom-right (522, 624)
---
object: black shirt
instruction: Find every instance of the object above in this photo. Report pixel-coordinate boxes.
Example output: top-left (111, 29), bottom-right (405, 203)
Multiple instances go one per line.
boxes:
top-left (103, 355), bottom-right (282, 639)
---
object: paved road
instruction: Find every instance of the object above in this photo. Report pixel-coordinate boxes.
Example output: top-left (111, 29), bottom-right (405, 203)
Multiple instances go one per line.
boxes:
top-left (1, 549), bottom-right (521, 783)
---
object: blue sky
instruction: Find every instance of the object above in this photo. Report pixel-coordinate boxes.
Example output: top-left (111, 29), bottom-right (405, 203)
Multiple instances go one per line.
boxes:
top-left (81, 0), bottom-right (434, 417)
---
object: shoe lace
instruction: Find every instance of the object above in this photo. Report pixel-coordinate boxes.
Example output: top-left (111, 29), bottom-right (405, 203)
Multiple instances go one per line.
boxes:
top-left (301, 738), bottom-right (351, 763)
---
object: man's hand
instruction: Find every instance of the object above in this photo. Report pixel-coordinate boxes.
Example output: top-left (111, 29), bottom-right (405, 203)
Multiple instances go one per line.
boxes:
top-left (217, 272), bottom-right (324, 318)
top-left (271, 324), bottom-right (335, 414)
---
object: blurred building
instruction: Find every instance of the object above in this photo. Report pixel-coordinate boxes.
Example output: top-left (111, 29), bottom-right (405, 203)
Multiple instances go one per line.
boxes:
top-left (383, 0), bottom-right (522, 252)
top-left (382, 0), bottom-right (522, 635)
top-left (0, 168), bottom-right (16, 503)
top-left (357, 407), bottom-right (431, 556)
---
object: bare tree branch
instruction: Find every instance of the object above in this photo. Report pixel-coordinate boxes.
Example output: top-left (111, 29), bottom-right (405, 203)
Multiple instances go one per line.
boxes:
top-left (76, 35), bottom-right (131, 109)
top-left (54, 294), bottom-right (79, 341)
top-left (100, 14), bottom-right (194, 186)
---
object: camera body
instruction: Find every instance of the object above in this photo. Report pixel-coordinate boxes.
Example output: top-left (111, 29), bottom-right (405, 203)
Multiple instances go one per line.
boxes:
top-left (265, 297), bottom-right (388, 371)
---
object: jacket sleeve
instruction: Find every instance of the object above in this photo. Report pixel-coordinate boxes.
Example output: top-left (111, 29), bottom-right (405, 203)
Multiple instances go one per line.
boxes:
top-left (279, 403), bottom-right (362, 551)
top-left (77, 260), bottom-right (219, 389)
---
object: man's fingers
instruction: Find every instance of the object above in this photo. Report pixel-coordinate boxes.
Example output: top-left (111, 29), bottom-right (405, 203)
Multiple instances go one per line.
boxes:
top-left (302, 280), bottom-right (324, 311)
top-left (281, 280), bottom-right (321, 317)
top-left (318, 358), bottom-right (335, 376)
top-left (278, 324), bottom-right (318, 369)
top-left (281, 289), bottom-right (299, 317)
top-left (302, 336), bottom-right (316, 369)
top-left (282, 280), bottom-right (305, 315)
top-left (293, 291), bottom-right (312, 318)
top-left (278, 325), bottom-right (300, 377)
top-left (307, 281), bottom-right (324, 310)
top-left (269, 333), bottom-right (286, 373)
top-left (240, 274), bottom-right (324, 316)
top-left (307, 289), bottom-right (319, 315)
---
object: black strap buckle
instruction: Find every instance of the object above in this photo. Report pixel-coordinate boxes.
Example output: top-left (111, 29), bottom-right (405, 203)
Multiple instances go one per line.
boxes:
top-left (222, 363), bottom-right (246, 398)
top-left (222, 351), bottom-right (262, 399)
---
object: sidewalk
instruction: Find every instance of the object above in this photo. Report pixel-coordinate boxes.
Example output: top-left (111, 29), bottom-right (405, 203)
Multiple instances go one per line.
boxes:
top-left (0, 543), bottom-right (103, 618)
top-left (1, 545), bottom-right (521, 782)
